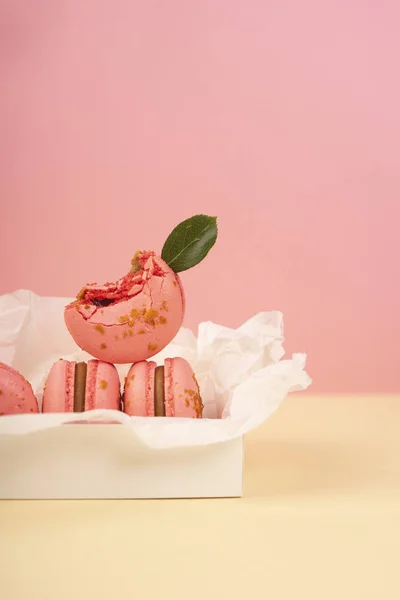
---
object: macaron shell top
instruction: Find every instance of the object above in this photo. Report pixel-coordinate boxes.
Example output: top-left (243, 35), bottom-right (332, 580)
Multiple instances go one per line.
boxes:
top-left (42, 359), bottom-right (75, 413)
top-left (84, 360), bottom-right (121, 411)
top-left (123, 360), bottom-right (156, 417)
top-left (64, 252), bottom-right (185, 364)
top-left (0, 361), bottom-right (39, 416)
top-left (164, 357), bottom-right (203, 418)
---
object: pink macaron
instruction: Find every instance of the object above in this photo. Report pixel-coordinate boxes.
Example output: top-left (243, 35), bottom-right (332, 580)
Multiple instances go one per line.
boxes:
top-left (64, 251), bottom-right (185, 364)
top-left (0, 361), bottom-right (39, 416)
top-left (123, 357), bottom-right (203, 418)
top-left (42, 359), bottom-right (121, 413)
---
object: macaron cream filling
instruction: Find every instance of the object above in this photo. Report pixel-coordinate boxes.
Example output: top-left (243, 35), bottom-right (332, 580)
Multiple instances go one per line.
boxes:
top-left (74, 362), bottom-right (87, 412)
top-left (154, 366), bottom-right (166, 417)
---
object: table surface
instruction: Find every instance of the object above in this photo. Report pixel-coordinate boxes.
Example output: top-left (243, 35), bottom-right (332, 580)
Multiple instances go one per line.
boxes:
top-left (1, 393), bottom-right (399, 600)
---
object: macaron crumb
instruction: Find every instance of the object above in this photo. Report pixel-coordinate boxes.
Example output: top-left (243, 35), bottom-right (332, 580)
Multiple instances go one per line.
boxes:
top-left (99, 380), bottom-right (108, 390)
top-left (138, 329), bottom-right (146, 335)
top-left (159, 316), bottom-right (167, 325)
top-left (184, 387), bottom-right (204, 417)
top-left (144, 308), bottom-right (158, 325)
top-left (148, 343), bottom-right (158, 352)
top-left (94, 324), bottom-right (105, 335)
top-left (76, 286), bottom-right (87, 300)
top-left (100, 343), bottom-right (107, 350)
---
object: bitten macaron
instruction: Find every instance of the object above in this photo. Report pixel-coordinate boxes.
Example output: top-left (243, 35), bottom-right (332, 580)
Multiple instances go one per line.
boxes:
top-left (63, 215), bottom-right (218, 365)
top-left (64, 252), bottom-right (185, 365)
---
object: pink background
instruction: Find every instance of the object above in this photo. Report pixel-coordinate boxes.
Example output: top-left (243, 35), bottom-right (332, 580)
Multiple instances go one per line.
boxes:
top-left (1, 1), bottom-right (399, 393)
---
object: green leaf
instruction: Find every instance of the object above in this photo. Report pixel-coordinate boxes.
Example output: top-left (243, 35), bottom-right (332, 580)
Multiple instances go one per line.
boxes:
top-left (161, 214), bottom-right (218, 273)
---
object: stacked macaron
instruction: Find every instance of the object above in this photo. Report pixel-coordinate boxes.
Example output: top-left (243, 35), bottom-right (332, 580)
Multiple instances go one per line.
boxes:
top-left (64, 250), bottom-right (186, 364)
top-left (0, 215), bottom-right (216, 419)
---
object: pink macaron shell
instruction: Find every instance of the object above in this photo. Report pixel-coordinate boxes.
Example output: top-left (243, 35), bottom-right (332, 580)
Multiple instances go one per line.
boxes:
top-left (164, 357), bottom-right (203, 418)
top-left (0, 361), bottom-right (39, 416)
top-left (64, 253), bottom-right (184, 364)
top-left (123, 361), bottom-right (156, 416)
top-left (42, 360), bottom-right (76, 413)
top-left (176, 274), bottom-right (186, 315)
top-left (84, 360), bottom-right (121, 411)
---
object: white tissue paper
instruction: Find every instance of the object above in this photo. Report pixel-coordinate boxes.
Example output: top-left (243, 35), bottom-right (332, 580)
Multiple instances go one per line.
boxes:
top-left (0, 289), bottom-right (311, 448)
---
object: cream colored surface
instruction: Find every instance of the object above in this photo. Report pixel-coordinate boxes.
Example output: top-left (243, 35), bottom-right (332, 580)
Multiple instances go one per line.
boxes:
top-left (1, 394), bottom-right (399, 599)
